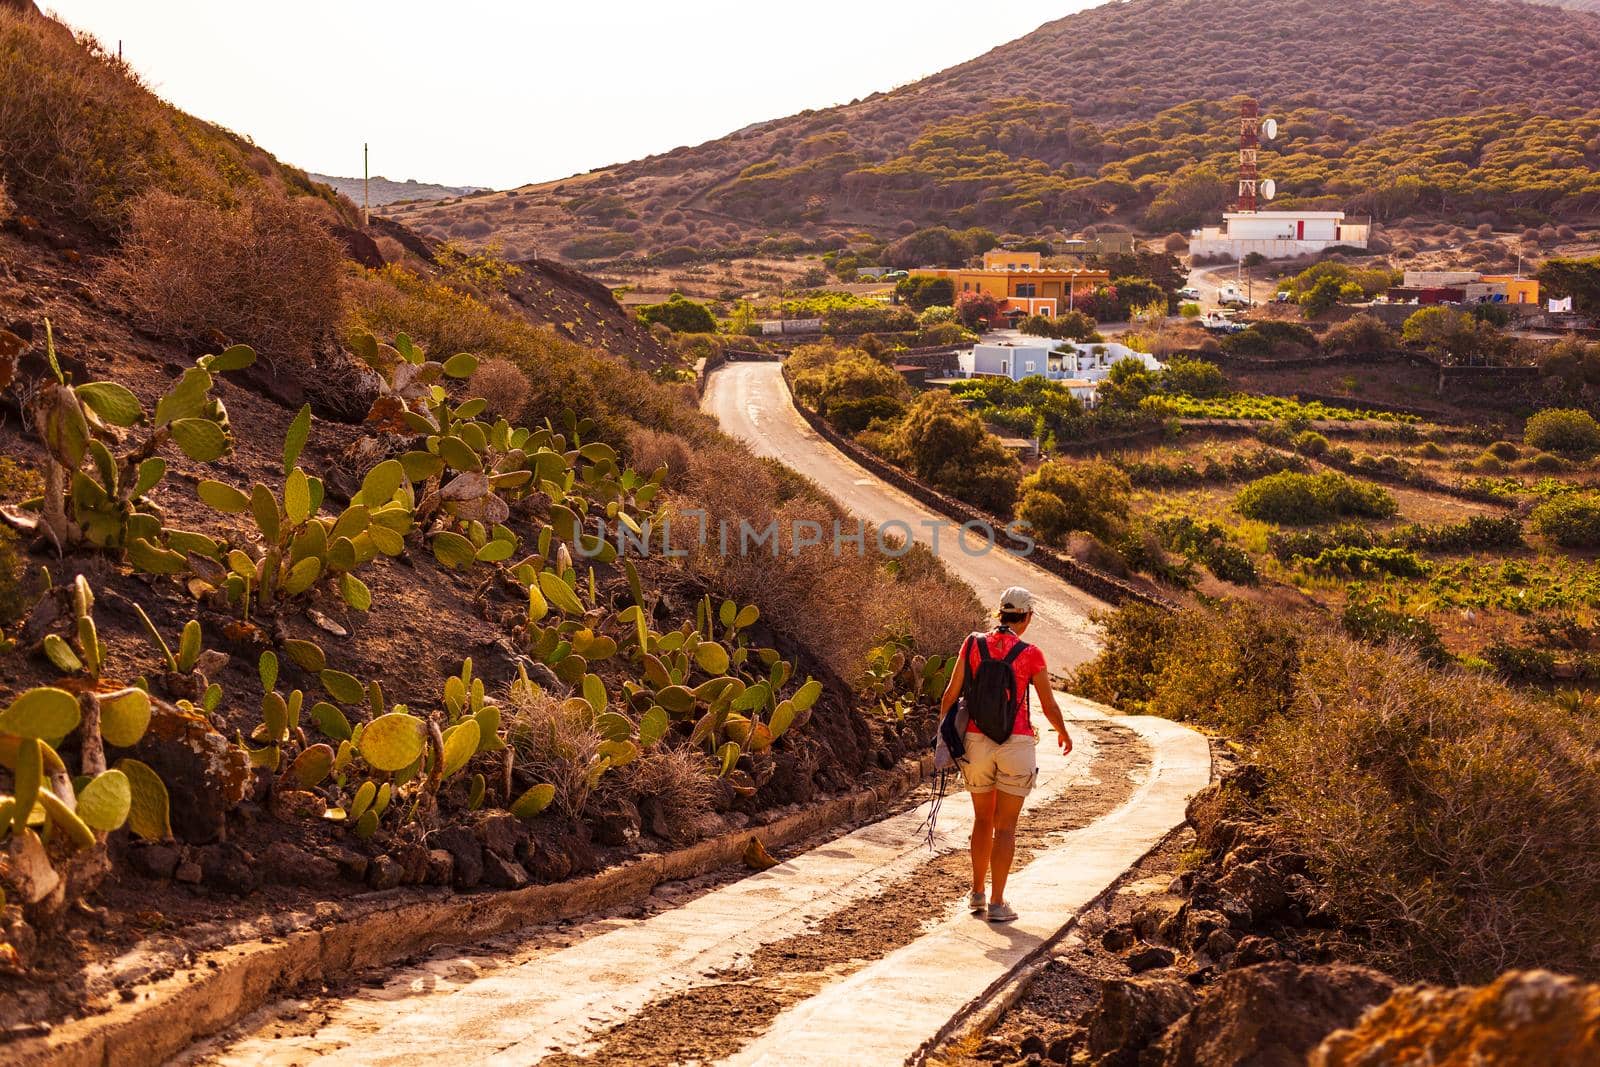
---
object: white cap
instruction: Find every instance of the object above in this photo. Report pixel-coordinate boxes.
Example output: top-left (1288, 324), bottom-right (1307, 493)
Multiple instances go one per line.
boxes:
top-left (999, 586), bottom-right (1035, 614)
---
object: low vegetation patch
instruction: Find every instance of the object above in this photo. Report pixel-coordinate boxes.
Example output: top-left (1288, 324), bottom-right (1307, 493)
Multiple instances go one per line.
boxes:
top-left (1073, 603), bottom-right (1600, 983)
top-left (1235, 471), bottom-right (1398, 525)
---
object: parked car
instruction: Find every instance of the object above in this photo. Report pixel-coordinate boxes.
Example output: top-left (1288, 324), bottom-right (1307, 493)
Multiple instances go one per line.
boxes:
top-left (1200, 312), bottom-right (1248, 334)
top-left (884, 270), bottom-right (909, 280)
top-left (1177, 286), bottom-right (1201, 300)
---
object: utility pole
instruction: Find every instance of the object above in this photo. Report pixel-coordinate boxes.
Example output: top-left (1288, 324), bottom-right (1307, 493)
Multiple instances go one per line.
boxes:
top-left (363, 143), bottom-right (370, 226)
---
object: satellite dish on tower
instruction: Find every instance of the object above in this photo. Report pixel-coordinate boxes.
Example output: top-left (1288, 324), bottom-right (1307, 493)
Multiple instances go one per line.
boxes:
top-left (1260, 118), bottom-right (1278, 141)
top-left (1260, 179), bottom-right (1277, 201)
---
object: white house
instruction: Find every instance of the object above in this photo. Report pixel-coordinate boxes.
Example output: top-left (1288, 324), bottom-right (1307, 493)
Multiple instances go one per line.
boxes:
top-left (1189, 210), bottom-right (1370, 260)
top-left (957, 341), bottom-right (1163, 405)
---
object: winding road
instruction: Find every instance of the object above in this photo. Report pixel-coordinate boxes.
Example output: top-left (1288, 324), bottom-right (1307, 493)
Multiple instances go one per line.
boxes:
top-left (701, 360), bottom-right (1107, 671)
top-left (161, 364), bottom-right (1207, 1067)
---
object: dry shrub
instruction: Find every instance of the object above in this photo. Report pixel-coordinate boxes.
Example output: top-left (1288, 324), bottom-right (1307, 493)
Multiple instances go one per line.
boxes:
top-left (105, 189), bottom-right (343, 362)
top-left (373, 235), bottom-right (407, 263)
top-left (346, 264), bottom-right (698, 443)
top-left (628, 426), bottom-right (693, 488)
top-left (668, 437), bottom-right (980, 685)
top-left (623, 747), bottom-right (715, 844)
top-left (0, 175), bottom-right (10, 222)
top-left (465, 357), bottom-right (531, 421)
top-left (0, 12), bottom-right (348, 231)
top-left (1262, 634), bottom-right (1600, 982)
top-left (503, 681), bottom-right (603, 818)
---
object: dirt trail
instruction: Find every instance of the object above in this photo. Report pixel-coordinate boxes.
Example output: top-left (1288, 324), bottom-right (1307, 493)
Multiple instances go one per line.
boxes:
top-left (541, 723), bottom-right (1148, 1066)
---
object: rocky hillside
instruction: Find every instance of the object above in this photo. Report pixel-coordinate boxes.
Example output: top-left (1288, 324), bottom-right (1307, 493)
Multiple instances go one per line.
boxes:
top-left (392, 0), bottom-right (1600, 262)
top-left (0, 1), bottom-right (980, 1028)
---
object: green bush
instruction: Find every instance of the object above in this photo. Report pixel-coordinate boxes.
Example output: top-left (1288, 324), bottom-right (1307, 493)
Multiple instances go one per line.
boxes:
top-left (1236, 470), bottom-right (1398, 525)
top-left (1530, 493), bottom-right (1600, 548)
top-left (636, 293), bottom-right (716, 333)
top-left (884, 391), bottom-right (1020, 514)
top-left (1293, 431), bottom-right (1329, 456)
top-left (1160, 357), bottom-right (1228, 398)
top-left (1072, 603), bottom-right (1302, 734)
top-left (1523, 408), bottom-right (1600, 459)
top-left (1259, 634), bottom-right (1600, 981)
top-left (1485, 440), bottom-right (1522, 461)
top-left (1305, 545), bottom-right (1427, 578)
top-left (1340, 599), bottom-right (1449, 665)
top-left (1015, 460), bottom-right (1131, 544)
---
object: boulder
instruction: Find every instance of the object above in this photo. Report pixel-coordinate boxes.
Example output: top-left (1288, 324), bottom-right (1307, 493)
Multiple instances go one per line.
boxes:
top-left (1215, 859), bottom-right (1291, 924)
top-left (1127, 945), bottom-right (1177, 974)
top-left (482, 852), bottom-right (530, 890)
top-left (126, 842), bottom-right (182, 880)
top-left (198, 843), bottom-right (258, 895)
top-left (1179, 909), bottom-right (1232, 953)
top-left (429, 826), bottom-right (483, 888)
top-left (328, 846), bottom-right (369, 883)
top-left (261, 841), bottom-right (338, 886)
top-left (425, 849), bottom-right (455, 885)
top-left (1086, 976), bottom-right (1198, 1067)
top-left (592, 799), bottom-right (641, 848)
top-left (1311, 970), bottom-right (1600, 1067)
top-left (475, 811), bottom-right (524, 859)
top-left (1231, 935), bottom-right (1287, 968)
top-left (366, 854), bottom-right (403, 890)
top-left (1154, 962), bottom-right (1395, 1067)
top-left (1102, 924), bottom-right (1136, 952)
top-left (123, 701), bottom-right (250, 843)
top-left (1131, 897), bottom-right (1186, 945)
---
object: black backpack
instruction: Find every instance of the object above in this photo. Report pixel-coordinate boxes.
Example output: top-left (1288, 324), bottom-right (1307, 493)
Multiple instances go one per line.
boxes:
top-left (961, 632), bottom-right (1030, 744)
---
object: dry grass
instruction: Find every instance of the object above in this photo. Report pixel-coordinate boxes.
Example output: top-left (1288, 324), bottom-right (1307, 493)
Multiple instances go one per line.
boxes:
top-left (667, 436), bottom-right (982, 686)
top-left (1262, 633), bottom-right (1600, 982)
top-left (465, 357), bottom-right (531, 421)
top-left (503, 681), bottom-right (605, 818)
top-left (622, 747), bottom-right (716, 844)
top-left (104, 189), bottom-right (344, 363)
top-left (0, 10), bottom-right (348, 230)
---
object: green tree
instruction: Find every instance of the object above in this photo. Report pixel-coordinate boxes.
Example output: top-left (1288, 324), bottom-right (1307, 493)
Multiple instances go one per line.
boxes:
top-left (1016, 460), bottom-right (1131, 544)
top-left (1402, 306), bottom-right (1508, 365)
top-left (1161, 357), bottom-right (1228, 398)
top-left (1300, 275), bottom-right (1346, 318)
top-left (895, 275), bottom-right (955, 312)
top-left (1535, 256), bottom-right (1600, 313)
top-left (637, 293), bottom-right (716, 333)
top-left (887, 392), bottom-right (1021, 513)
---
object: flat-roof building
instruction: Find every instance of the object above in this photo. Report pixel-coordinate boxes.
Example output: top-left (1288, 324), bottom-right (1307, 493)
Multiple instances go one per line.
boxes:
top-left (912, 251), bottom-right (1109, 321)
top-left (1189, 210), bottom-right (1371, 260)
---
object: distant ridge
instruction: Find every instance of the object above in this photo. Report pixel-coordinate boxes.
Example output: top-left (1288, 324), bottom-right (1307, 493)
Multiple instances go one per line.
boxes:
top-left (394, 0), bottom-right (1600, 262)
top-left (311, 173), bottom-right (490, 207)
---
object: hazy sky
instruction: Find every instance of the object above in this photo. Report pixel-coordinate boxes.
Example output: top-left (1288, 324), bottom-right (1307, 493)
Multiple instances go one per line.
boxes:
top-left (43, 2), bottom-right (1100, 190)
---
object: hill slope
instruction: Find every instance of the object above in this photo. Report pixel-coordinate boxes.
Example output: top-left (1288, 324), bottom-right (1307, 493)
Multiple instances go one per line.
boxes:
top-left (392, 0), bottom-right (1600, 261)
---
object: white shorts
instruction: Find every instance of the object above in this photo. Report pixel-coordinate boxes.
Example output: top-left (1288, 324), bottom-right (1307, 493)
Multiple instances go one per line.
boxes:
top-left (958, 732), bottom-right (1038, 797)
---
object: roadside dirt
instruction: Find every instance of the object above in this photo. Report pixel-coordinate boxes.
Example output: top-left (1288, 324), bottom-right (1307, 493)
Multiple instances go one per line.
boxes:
top-left (931, 831), bottom-right (1198, 1066)
top-left (540, 721), bottom-right (1150, 1066)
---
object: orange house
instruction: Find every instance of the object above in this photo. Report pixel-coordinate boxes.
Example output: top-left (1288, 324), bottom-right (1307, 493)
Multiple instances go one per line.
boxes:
top-left (913, 251), bottom-right (1108, 320)
top-left (1479, 275), bottom-right (1540, 305)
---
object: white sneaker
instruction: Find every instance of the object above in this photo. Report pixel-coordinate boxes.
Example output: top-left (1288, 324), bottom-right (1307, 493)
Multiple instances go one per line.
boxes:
top-left (987, 901), bottom-right (1018, 923)
top-left (968, 891), bottom-right (987, 914)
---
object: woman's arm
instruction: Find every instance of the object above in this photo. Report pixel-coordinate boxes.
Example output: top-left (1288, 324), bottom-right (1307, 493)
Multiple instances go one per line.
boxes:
top-left (939, 639), bottom-right (969, 717)
top-left (1032, 669), bottom-right (1072, 753)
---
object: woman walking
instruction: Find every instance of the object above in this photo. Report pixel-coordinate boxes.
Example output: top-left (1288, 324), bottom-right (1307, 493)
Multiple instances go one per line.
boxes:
top-left (937, 587), bottom-right (1071, 922)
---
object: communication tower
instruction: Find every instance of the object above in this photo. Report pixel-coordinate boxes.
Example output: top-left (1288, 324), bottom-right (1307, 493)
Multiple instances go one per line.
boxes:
top-left (1236, 99), bottom-right (1278, 212)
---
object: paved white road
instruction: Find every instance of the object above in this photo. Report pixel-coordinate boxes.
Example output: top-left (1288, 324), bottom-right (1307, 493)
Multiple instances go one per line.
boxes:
top-left (700, 360), bottom-right (1108, 671)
